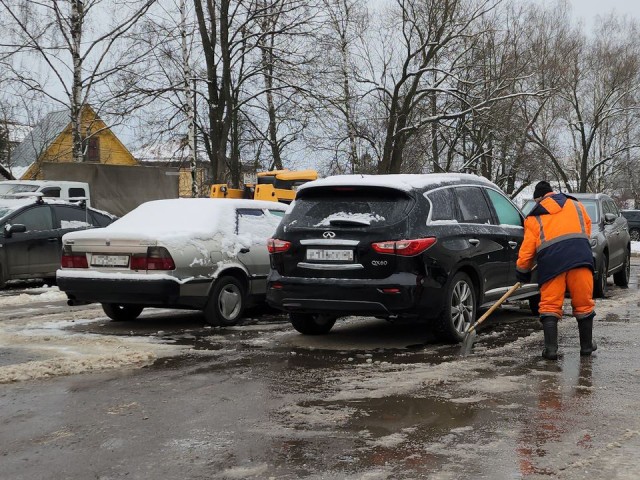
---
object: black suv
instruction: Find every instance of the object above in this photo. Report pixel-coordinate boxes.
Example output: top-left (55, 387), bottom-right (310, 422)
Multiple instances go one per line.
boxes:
top-left (0, 196), bottom-right (115, 287)
top-left (621, 210), bottom-right (640, 241)
top-left (267, 174), bottom-right (540, 342)
top-left (523, 193), bottom-right (630, 297)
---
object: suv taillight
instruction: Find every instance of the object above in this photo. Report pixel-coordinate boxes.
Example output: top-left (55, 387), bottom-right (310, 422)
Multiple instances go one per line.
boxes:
top-left (61, 246), bottom-right (88, 268)
top-left (267, 238), bottom-right (291, 254)
top-left (131, 247), bottom-right (175, 270)
top-left (371, 237), bottom-right (437, 256)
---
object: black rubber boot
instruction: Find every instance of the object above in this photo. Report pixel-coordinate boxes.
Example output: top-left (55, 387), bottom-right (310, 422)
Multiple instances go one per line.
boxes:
top-left (578, 313), bottom-right (597, 356)
top-left (541, 316), bottom-right (558, 360)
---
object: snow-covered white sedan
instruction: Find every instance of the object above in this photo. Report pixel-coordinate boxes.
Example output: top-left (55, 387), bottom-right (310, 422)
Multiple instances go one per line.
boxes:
top-left (57, 198), bottom-right (287, 325)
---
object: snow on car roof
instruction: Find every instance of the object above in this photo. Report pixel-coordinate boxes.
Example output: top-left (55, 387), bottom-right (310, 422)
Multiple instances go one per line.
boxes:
top-left (297, 173), bottom-right (494, 193)
top-left (63, 198), bottom-right (286, 241)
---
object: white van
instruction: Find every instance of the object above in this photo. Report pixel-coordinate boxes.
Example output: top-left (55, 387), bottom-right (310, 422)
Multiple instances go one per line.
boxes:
top-left (0, 180), bottom-right (91, 206)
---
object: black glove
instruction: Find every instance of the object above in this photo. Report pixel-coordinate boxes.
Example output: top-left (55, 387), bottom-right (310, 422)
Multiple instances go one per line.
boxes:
top-left (516, 270), bottom-right (531, 283)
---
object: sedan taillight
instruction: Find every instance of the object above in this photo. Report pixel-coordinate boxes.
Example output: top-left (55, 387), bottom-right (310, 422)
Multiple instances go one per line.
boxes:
top-left (61, 245), bottom-right (88, 268)
top-left (371, 237), bottom-right (437, 256)
top-left (131, 247), bottom-right (176, 271)
top-left (267, 238), bottom-right (291, 254)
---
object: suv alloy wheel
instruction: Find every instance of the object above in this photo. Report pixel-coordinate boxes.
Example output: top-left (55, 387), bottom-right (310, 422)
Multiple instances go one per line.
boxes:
top-left (434, 272), bottom-right (476, 343)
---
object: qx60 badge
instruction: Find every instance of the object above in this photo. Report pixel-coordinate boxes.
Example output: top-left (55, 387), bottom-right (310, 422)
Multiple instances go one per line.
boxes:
top-left (323, 231), bottom-right (336, 239)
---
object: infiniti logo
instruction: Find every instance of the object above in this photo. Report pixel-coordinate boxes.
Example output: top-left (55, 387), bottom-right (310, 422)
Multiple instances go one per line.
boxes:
top-left (323, 231), bottom-right (336, 239)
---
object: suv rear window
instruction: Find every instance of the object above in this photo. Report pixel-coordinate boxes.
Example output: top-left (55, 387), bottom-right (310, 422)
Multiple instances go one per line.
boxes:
top-left (287, 187), bottom-right (413, 229)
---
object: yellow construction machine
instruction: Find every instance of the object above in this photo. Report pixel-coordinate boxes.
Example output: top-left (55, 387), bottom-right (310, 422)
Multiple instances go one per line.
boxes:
top-left (209, 169), bottom-right (318, 203)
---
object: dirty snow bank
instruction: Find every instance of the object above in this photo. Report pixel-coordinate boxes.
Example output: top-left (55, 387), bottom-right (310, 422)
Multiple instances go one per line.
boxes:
top-left (0, 286), bottom-right (67, 306)
top-left (0, 311), bottom-right (190, 384)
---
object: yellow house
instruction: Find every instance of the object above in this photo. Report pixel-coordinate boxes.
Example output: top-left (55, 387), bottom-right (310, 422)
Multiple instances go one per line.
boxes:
top-left (8, 105), bottom-right (138, 180)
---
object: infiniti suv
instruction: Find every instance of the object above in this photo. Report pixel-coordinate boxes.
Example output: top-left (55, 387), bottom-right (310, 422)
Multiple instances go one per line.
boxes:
top-left (266, 173), bottom-right (540, 342)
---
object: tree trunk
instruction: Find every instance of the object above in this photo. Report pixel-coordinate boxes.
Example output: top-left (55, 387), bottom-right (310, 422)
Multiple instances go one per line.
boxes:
top-left (71, 0), bottom-right (84, 163)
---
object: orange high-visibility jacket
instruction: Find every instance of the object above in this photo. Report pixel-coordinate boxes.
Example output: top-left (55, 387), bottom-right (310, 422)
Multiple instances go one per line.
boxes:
top-left (517, 193), bottom-right (594, 285)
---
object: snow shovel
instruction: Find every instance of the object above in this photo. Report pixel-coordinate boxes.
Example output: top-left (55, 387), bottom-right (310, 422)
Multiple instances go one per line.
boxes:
top-left (460, 267), bottom-right (536, 356)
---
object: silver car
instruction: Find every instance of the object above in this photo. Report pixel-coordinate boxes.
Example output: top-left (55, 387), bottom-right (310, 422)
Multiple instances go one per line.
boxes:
top-left (57, 198), bottom-right (287, 324)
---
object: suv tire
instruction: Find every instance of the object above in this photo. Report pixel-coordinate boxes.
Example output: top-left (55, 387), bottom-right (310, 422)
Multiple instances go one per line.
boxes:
top-left (290, 313), bottom-right (337, 335)
top-left (593, 257), bottom-right (608, 298)
top-left (204, 276), bottom-right (245, 326)
top-left (614, 250), bottom-right (630, 287)
top-left (630, 228), bottom-right (640, 242)
top-left (102, 303), bottom-right (144, 322)
top-left (434, 272), bottom-right (476, 343)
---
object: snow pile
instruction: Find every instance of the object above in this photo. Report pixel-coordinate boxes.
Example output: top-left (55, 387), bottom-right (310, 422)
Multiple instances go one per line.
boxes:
top-left (0, 309), bottom-right (190, 383)
top-left (0, 287), bottom-right (67, 306)
top-left (0, 351), bottom-right (157, 383)
top-left (631, 241), bottom-right (640, 254)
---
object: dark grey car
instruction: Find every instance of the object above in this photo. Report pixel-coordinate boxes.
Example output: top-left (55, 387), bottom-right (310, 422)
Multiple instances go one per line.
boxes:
top-left (523, 193), bottom-right (630, 297)
top-left (621, 210), bottom-right (640, 241)
top-left (0, 197), bottom-right (115, 287)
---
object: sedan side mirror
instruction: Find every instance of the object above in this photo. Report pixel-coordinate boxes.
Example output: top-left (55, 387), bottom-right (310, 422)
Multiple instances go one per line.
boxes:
top-left (604, 213), bottom-right (617, 224)
top-left (3, 223), bottom-right (27, 238)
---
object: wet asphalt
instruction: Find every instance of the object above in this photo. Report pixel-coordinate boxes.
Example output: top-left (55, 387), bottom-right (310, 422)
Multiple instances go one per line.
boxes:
top-left (1, 262), bottom-right (640, 479)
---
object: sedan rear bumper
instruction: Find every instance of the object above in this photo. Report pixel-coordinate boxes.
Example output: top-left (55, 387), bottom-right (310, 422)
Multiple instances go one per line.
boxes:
top-left (58, 276), bottom-right (180, 306)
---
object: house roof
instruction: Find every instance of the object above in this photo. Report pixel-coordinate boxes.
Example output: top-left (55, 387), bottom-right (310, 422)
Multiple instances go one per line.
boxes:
top-left (132, 137), bottom-right (208, 167)
top-left (133, 137), bottom-right (189, 164)
top-left (9, 110), bottom-right (70, 171)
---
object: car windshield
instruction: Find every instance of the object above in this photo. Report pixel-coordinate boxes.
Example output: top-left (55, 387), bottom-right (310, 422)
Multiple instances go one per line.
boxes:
top-left (521, 198), bottom-right (598, 222)
top-left (286, 187), bottom-right (412, 229)
top-left (0, 184), bottom-right (39, 196)
top-left (578, 199), bottom-right (598, 222)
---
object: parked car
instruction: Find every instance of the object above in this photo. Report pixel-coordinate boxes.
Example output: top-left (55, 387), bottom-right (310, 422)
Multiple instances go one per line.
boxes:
top-left (522, 192), bottom-right (630, 297)
top-left (0, 180), bottom-right (91, 206)
top-left (0, 196), bottom-right (115, 287)
top-left (621, 210), bottom-right (640, 241)
top-left (266, 173), bottom-right (540, 342)
top-left (57, 198), bottom-right (287, 324)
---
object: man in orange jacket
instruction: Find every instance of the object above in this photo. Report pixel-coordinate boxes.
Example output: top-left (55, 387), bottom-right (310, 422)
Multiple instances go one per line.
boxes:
top-left (516, 181), bottom-right (597, 360)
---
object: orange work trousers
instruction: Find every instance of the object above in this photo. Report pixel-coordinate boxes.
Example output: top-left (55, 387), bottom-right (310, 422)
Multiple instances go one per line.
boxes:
top-left (539, 267), bottom-right (595, 319)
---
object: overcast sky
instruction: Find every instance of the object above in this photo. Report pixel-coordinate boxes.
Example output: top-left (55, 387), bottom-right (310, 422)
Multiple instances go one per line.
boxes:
top-left (565, 0), bottom-right (640, 24)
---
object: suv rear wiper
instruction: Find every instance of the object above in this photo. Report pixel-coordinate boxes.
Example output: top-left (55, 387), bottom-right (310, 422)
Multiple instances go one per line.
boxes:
top-left (328, 218), bottom-right (371, 226)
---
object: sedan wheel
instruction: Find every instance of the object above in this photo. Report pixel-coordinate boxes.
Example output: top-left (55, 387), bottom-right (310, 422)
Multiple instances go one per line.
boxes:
top-left (102, 303), bottom-right (144, 322)
top-left (289, 313), bottom-right (337, 335)
top-left (204, 276), bottom-right (245, 326)
top-left (434, 272), bottom-right (476, 343)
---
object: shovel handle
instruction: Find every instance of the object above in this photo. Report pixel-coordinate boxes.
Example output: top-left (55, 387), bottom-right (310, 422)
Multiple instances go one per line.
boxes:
top-left (465, 281), bottom-right (523, 334)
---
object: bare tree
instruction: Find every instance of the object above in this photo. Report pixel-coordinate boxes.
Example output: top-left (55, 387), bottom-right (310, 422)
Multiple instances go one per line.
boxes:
top-left (0, 0), bottom-right (156, 163)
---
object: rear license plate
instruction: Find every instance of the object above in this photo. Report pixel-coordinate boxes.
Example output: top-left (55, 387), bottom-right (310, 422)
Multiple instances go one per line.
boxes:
top-left (91, 254), bottom-right (130, 267)
top-left (306, 248), bottom-right (353, 262)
